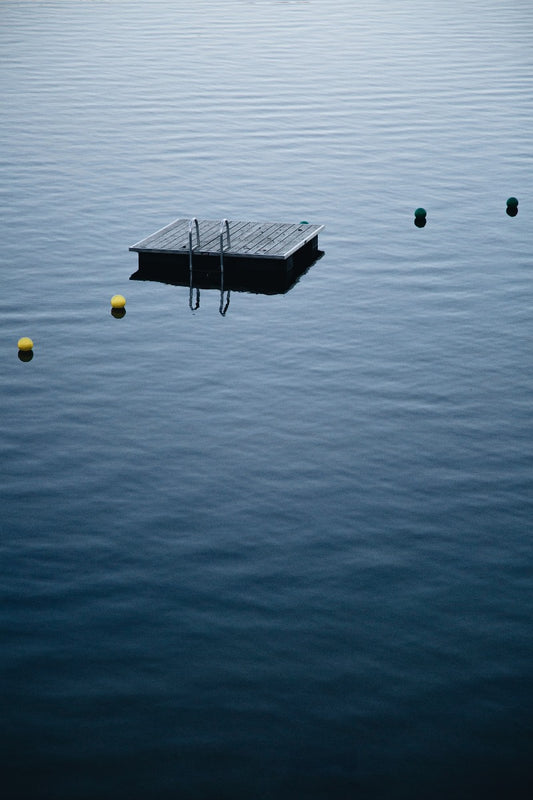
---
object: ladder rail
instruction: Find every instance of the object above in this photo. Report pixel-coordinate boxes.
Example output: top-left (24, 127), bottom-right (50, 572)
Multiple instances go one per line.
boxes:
top-left (219, 289), bottom-right (230, 316)
top-left (188, 217), bottom-right (200, 269)
top-left (219, 219), bottom-right (231, 272)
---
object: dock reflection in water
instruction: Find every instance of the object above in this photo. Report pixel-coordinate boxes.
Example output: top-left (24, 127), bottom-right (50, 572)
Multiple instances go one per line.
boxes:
top-left (130, 250), bottom-right (324, 315)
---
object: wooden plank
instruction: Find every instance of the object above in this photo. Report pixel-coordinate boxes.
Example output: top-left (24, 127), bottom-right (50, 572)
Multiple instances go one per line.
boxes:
top-left (130, 219), bottom-right (324, 260)
top-left (265, 226), bottom-right (322, 257)
top-left (229, 222), bottom-right (315, 257)
top-left (137, 220), bottom-right (245, 255)
top-left (280, 227), bottom-right (323, 258)
top-left (129, 216), bottom-right (185, 250)
top-left (243, 224), bottom-right (322, 258)
top-left (227, 222), bottom-right (282, 254)
top-left (186, 222), bottom-right (282, 257)
top-left (182, 221), bottom-right (261, 256)
top-left (199, 220), bottom-right (252, 254)
top-left (255, 224), bottom-right (297, 255)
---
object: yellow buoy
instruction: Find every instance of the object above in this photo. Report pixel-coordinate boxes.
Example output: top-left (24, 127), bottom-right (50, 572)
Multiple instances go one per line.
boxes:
top-left (110, 294), bottom-right (126, 309)
top-left (18, 337), bottom-right (34, 351)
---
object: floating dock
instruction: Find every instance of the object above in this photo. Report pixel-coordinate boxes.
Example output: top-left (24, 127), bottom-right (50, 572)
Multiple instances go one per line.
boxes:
top-left (129, 217), bottom-right (325, 271)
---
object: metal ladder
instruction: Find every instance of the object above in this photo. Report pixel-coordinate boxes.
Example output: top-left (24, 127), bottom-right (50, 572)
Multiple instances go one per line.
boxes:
top-left (188, 217), bottom-right (231, 270)
top-left (188, 217), bottom-right (231, 315)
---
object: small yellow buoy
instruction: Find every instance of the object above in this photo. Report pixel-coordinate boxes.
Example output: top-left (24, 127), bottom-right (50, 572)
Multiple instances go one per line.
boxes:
top-left (110, 294), bottom-right (126, 309)
top-left (18, 337), bottom-right (34, 351)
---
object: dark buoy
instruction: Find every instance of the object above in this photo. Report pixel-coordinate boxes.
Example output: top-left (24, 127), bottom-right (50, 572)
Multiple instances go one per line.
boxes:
top-left (414, 207), bottom-right (427, 228)
top-left (111, 307), bottom-right (126, 319)
top-left (506, 197), bottom-right (519, 217)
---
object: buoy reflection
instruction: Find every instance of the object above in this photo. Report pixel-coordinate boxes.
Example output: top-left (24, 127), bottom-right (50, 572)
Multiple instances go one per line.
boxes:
top-left (414, 207), bottom-right (427, 227)
top-left (506, 197), bottom-right (519, 216)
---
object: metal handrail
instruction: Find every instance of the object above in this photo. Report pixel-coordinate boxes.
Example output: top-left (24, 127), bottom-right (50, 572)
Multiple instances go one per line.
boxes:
top-left (188, 217), bottom-right (200, 269)
top-left (219, 219), bottom-right (230, 272)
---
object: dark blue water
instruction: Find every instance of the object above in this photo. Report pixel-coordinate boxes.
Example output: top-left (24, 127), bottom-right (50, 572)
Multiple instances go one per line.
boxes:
top-left (1, 1), bottom-right (532, 797)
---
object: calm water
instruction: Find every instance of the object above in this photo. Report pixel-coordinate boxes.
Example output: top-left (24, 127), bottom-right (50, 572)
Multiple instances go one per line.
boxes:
top-left (1, 1), bottom-right (532, 797)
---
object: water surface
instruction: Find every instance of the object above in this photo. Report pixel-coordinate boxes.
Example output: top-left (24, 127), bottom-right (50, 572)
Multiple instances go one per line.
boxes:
top-left (1, 1), bottom-right (532, 798)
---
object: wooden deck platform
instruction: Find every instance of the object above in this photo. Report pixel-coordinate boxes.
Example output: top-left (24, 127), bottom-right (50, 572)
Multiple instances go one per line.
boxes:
top-left (129, 218), bottom-right (324, 271)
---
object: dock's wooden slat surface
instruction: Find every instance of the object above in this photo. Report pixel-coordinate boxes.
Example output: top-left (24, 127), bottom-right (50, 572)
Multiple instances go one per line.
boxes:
top-left (130, 219), bottom-right (324, 260)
